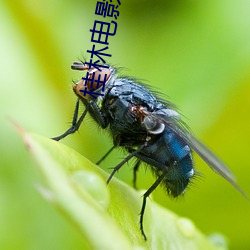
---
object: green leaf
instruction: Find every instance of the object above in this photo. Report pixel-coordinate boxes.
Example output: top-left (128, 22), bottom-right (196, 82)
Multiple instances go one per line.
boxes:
top-left (19, 127), bottom-right (226, 250)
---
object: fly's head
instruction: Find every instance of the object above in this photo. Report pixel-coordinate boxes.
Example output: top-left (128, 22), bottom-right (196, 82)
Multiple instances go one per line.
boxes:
top-left (71, 61), bottom-right (116, 103)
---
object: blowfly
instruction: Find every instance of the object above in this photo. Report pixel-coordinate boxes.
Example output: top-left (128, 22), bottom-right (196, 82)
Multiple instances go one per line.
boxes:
top-left (52, 61), bottom-right (246, 240)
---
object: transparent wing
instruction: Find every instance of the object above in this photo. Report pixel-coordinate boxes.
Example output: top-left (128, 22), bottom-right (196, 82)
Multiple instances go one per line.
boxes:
top-left (149, 110), bottom-right (247, 198)
top-left (169, 121), bottom-right (247, 198)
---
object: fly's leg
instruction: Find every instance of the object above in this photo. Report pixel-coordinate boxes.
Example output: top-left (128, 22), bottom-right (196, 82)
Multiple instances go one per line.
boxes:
top-left (133, 160), bottom-right (141, 189)
top-left (96, 145), bottom-right (116, 165)
top-left (88, 100), bottom-right (107, 129)
top-left (107, 143), bottom-right (146, 184)
top-left (140, 172), bottom-right (166, 240)
top-left (52, 99), bottom-right (87, 141)
top-left (52, 99), bottom-right (107, 141)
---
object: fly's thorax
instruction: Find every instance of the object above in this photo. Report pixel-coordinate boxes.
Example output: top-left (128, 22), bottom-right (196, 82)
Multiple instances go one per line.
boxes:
top-left (71, 61), bottom-right (117, 103)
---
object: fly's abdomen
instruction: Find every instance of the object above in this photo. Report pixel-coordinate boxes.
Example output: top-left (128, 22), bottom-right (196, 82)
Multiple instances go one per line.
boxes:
top-left (164, 153), bottom-right (193, 197)
top-left (163, 129), bottom-right (194, 196)
top-left (137, 128), bottom-right (194, 197)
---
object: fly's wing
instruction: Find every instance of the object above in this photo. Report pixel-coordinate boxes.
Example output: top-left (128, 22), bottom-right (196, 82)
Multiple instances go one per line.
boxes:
top-left (182, 131), bottom-right (248, 197)
top-left (151, 110), bottom-right (247, 198)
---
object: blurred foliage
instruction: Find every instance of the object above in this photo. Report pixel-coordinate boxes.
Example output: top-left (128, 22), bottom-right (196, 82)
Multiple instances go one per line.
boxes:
top-left (0, 0), bottom-right (250, 249)
top-left (17, 129), bottom-right (225, 250)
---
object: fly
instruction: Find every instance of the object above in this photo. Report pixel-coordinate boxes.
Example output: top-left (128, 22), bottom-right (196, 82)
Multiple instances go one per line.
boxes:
top-left (52, 61), bottom-right (247, 240)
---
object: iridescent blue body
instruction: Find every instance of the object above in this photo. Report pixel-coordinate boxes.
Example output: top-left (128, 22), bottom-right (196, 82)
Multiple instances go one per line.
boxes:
top-left (52, 62), bottom-right (245, 240)
top-left (101, 78), bottom-right (194, 197)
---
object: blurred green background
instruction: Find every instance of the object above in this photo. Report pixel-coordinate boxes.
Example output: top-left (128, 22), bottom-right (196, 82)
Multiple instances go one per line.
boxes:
top-left (1, 0), bottom-right (250, 249)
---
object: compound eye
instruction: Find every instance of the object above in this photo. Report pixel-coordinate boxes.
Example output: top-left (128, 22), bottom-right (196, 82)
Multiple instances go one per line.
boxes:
top-left (71, 61), bottom-right (111, 91)
top-left (72, 61), bottom-right (112, 100)
top-left (86, 68), bottom-right (111, 91)
top-left (142, 116), bottom-right (165, 134)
